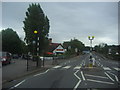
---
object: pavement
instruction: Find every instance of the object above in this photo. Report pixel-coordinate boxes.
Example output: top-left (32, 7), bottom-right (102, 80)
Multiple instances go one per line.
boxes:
top-left (2, 53), bottom-right (120, 89)
top-left (2, 56), bottom-right (77, 84)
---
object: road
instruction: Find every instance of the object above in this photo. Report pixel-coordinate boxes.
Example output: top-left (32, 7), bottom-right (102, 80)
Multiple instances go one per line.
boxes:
top-left (3, 53), bottom-right (120, 89)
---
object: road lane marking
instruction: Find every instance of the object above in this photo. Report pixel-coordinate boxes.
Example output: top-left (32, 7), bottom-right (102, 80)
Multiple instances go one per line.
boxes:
top-left (53, 65), bottom-right (61, 69)
top-left (73, 80), bottom-right (81, 90)
top-left (74, 70), bottom-right (80, 80)
top-left (34, 69), bottom-right (49, 76)
top-left (104, 72), bottom-right (114, 82)
top-left (81, 71), bottom-right (85, 80)
top-left (101, 65), bottom-right (103, 67)
top-left (107, 71), bottom-right (119, 82)
top-left (73, 70), bottom-right (81, 90)
top-left (103, 67), bottom-right (111, 70)
top-left (10, 79), bottom-right (26, 89)
top-left (74, 66), bottom-right (81, 70)
top-left (114, 68), bottom-right (120, 71)
top-left (85, 74), bottom-right (108, 79)
top-left (62, 66), bottom-right (71, 69)
top-left (87, 79), bottom-right (114, 85)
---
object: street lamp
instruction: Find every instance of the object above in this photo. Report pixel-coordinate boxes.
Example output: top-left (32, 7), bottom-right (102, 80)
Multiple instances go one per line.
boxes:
top-left (88, 36), bottom-right (94, 52)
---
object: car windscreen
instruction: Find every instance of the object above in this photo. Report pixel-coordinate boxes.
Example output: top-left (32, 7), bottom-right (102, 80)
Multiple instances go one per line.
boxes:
top-left (0, 52), bottom-right (7, 57)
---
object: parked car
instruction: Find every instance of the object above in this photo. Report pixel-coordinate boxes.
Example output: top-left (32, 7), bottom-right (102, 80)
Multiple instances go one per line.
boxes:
top-left (0, 52), bottom-right (12, 65)
top-left (12, 54), bottom-right (19, 59)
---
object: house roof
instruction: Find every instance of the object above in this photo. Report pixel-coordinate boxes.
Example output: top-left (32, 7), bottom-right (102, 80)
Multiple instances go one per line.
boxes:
top-left (48, 43), bottom-right (61, 52)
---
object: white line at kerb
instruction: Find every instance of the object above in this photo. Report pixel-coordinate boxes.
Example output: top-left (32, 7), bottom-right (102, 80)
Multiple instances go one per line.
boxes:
top-left (34, 69), bottom-right (49, 77)
top-left (81, 71), bottom-right (85, 80)
top-left (14, 79), bottom-right (26, 87)
top-left (104, 72), bottom-right (114, 82)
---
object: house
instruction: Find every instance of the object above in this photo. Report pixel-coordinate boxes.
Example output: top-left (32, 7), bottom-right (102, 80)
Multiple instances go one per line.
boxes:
top-left (47, 38), bottom-right (66, 55)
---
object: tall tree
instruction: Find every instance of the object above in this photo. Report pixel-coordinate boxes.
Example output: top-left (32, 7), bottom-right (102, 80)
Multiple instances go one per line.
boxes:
top-left (23, 3), bottom-right (50, 55)
top-left (63, 39), bottom-right (85, 54)
top-left (1, 28), bottom-right (22, 54)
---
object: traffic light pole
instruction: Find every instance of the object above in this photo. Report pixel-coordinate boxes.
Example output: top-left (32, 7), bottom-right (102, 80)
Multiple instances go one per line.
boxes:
top-left (88, 36), bottom-right (94, 68)
top-left (36, 37), bottom-right (39, 67)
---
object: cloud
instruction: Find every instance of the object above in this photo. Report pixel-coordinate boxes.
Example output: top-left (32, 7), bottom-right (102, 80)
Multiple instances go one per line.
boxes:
top-left (2, 2), bottom-right (118, 46)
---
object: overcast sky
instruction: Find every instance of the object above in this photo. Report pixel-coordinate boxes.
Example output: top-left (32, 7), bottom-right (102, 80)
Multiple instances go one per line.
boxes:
top-left (2, 2), bottom-right (118, 46)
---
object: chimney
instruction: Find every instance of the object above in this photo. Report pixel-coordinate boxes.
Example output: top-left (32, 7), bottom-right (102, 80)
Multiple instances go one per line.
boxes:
top-left (49, 38), bottom-right (52, 45)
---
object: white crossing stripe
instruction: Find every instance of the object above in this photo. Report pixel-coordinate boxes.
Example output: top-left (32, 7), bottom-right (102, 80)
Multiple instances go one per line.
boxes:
top-left (62, 66), bottom-right (71, 69)
top-left (104, 72), bottom-right (114, 82)
top-left (114, 68), bottom-right (120, 71)
top-left (53, 65), bottom-right (61, 69)
top-left (85, 74), bottom-right (108, 79)
top-left (103, 67), bottom-right (111, 70)
top-left (87, 79), bottom-right (114, 85)
top-left (74, 66), bottom-right (81, 70)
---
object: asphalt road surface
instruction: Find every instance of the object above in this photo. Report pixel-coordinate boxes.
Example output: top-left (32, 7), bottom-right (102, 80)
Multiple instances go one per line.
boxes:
top-left (3, 52), bottom-right (120, 90)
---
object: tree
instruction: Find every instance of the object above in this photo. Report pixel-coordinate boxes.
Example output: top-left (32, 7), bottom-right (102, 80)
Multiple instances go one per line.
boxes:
top-left (63, 39), bottom-right (85, 55)
top-left (23, 3), bottom-right (50, 55)
top-left (94, 43), bottom-right (108, 54)
top-left (1, 28), bottom-right (22, 54)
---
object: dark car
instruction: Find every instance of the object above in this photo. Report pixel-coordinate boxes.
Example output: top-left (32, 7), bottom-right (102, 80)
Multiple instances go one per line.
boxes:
top-left (0, 52), bottom-right (12, 65)
top-left (12, 54), bottom-right (19, 59)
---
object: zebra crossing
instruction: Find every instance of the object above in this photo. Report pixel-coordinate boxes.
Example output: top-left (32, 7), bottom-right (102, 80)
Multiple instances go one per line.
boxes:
top-left (52, 65), bottom-right (81, 70)
top-left (103, 67), bottom-right (120, 71)
top-left (52, 65), bottom-right (120, 71)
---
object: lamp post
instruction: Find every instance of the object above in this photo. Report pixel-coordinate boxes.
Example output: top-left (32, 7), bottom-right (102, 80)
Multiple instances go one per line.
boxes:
top-left (88, 36), bottom-right (94, 52)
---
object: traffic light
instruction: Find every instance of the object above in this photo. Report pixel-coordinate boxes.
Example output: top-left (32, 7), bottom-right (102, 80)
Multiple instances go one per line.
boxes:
top-left (34, 30), bottom-right (38, 34)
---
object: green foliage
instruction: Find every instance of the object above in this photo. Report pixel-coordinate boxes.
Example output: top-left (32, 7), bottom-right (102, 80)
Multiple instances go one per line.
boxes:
top-left (63, 39), bottom-right (85, 55)
top-left (23, 3), bottom-right (50, 55)
top-left (1, 28), bottom-right (22, 54)
top-left (94, 43), bottom-right (108, 54)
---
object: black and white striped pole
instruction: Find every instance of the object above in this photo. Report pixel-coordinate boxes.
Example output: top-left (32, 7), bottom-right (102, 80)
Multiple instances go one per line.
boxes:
top-left (88, 36), bottom-right (94, 68)
top-left (34, 30), bottom-right (40, 67)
